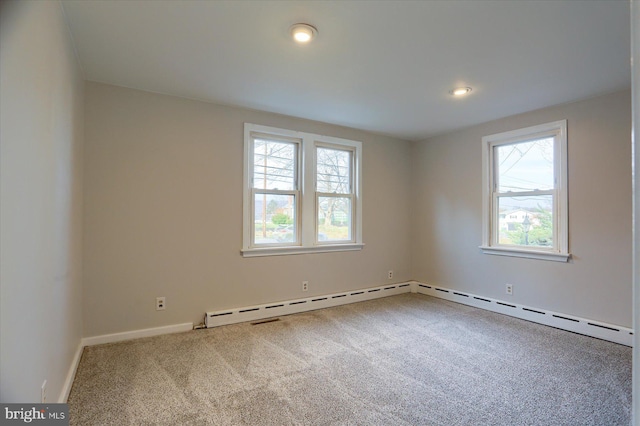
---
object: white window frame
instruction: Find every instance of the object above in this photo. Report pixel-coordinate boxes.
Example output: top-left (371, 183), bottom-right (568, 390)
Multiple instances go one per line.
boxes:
top-left (480, 120), bottom-right (570, 262)
top-left (248, 132), bottom-right (301, 249)
top-left (242, 123), bottom-right (363, 257)
top-left (315, 142), bottom-right (356, 245)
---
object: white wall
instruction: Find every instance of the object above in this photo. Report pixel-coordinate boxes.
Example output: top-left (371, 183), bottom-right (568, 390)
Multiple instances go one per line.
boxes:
top-left (412, 90), bottom-right (632, 327)
top-left (0, 1), bottom-right (84, 402)
top-left (83, 82), bottom-right (413, 337)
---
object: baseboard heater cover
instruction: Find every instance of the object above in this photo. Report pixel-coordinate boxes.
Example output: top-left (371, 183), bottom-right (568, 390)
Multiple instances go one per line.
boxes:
top-left (415, 283), bottom-right (633, 347)
top-left (205, 282), bottom-right (412, 328)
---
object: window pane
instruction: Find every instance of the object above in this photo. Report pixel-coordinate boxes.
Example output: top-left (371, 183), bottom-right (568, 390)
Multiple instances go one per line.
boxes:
top-left (317, 147), bottom-right (351, 194)
top-left (253, 138), bottom-right (296, 190)
top-left (496, 137), bottom-right (554, 192)
top-left (497, 195), bottom-right (553, 247)
top-left (254, 193), bottom-right (296, 244)
top-left (318, 196), bottom-right (351, 241)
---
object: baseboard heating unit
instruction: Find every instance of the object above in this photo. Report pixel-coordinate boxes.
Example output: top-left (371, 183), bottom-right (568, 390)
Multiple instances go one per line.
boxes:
top-left (415, 283), bottom-right (633, 347)
top-left (204, 280), bottom-right (632, 347)
top-left (205, 282), bottom-right (412, 328)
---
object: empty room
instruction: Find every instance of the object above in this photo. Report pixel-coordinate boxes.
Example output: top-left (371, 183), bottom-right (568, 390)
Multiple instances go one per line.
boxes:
top-left (2, 0), bottom-right (639, 424)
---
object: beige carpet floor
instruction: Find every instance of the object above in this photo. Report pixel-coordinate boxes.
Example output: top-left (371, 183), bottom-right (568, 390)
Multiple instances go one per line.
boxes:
top-left (68, 293), bottom-right (631, 425)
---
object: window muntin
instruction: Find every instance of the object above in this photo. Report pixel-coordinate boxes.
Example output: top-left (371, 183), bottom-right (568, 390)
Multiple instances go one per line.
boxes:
top-left (243, 124), bottom-right (362, 256)
top-left (316, 146), bottom-right (354, 243)
top-left (481, 120), bottom-right (569, 262)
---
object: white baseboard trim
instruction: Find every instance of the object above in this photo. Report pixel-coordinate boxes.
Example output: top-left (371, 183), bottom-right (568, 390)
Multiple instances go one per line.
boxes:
top-left (58, 342), bottom-right (84, 403)
top-left (412, 281), bottom-right (633, 347)
top-left (206, 282), bottom-right (413, 328)
top-left (81, 323), bottom-right (193, 347)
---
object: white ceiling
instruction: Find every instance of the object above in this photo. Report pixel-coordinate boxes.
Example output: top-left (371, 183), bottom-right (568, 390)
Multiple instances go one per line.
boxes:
top-left (61, 0), bottom-right (630, 141)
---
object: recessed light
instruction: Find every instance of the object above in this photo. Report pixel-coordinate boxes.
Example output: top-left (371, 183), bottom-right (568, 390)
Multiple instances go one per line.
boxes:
top-left (450, 87), bottom-right (472, 96)
top-left (290, 23), bottom-right (317, 44)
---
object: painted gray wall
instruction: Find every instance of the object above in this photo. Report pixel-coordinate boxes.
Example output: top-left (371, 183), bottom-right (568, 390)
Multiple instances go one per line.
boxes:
top-left (83, 82), bottom-right (413, 337)
top-left (411, 90), bottom-right (632, 327)
top-left (0, 1), bottom-right (84, 402)
top-left (84, 82), bottom-right (632, 336)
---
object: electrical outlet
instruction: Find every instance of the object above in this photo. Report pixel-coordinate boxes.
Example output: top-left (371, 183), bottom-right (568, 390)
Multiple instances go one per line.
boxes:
top-left (41, 380), bottom-right (47, 403)
top-left (506, 284), bottom-right (513, 295)
top-left (156, 296), bottom-right (166, 310)
top-left (388, 270), bottom-right (393, 280)
top-left (302, 281), bottom-right (309, 292)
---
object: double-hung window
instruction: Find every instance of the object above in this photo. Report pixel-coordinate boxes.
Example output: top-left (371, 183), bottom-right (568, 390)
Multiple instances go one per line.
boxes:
top-left (316, 145), bottom-right (354, 243)
top-left (481, 120), bottom-right (570, 262)
top-left (250, 134), bottom-right (300, 246)
top-left (243, 123), bottom-right (363, 257)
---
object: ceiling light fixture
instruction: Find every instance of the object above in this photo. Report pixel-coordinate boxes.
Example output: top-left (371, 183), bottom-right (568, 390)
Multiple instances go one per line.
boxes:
top-left (290, 23), bottom-right (317, 44)
top-left (450, 87), bottom-right (472, 96)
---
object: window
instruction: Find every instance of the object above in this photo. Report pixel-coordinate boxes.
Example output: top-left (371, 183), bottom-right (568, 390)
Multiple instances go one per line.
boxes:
top-left (316, 145), bottom-right (354, 243)
top-left (243, 124), bottom-right (362, 257)
top-left (251, 135), bottom-right (300, 246)
top-left (481, 120), bottom-right (569, 262)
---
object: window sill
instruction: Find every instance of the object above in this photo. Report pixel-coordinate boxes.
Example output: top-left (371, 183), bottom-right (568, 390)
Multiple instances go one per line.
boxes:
top-left (242, 243), bottom-right (364, 258)
top-left (479, 246), bottom-right (571, 262)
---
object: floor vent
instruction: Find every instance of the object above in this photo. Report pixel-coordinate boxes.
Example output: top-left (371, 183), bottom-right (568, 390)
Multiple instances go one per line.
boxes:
top-left (205, 282), bottom-right (412, 328)
top-left (415, 282), bottom-right (632, 346)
